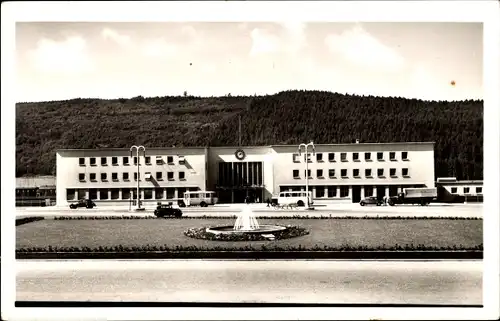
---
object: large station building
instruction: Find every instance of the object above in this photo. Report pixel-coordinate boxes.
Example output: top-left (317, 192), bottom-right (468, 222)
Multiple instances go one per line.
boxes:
top-left (55, 142), bottom-right (436, 206)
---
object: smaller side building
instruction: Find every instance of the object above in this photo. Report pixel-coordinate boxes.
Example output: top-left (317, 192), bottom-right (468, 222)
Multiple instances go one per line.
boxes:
top-left (436, 177), bottom-right (483, 203)
top-left (16, 176), bottom-right (56, 206)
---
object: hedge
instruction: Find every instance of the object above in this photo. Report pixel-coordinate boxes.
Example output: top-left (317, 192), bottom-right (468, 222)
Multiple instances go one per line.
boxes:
top-left (16, 216), bottom-right (45, 226)
top-left (51, 215), bottom-right (482, 221)
top-left (16, 243), bottom-right (483, 253)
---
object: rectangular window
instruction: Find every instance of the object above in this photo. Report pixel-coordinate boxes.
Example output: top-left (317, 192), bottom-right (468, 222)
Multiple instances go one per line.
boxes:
top-left (292, 153), bottom-right (300, 163)
top-left (77, 189), bottom-right (86, 199)
top-left (166, 188), bottom-right (175, 199)
top-left (316, 187), bottom-right (325, 198)
top-left (316, 153), bottom-right (323, 162)
top-left (304, 153), bottom-right (312, 163)
top-left (293, 170), bottom-right (300, 179)
top-left (155, 188), bottom-right (164, 200)
top-left (122, 189), bottom-right (131, 200)
top-left (340, 186), bottom-right (349, 198)
top-left (100, 189), bottom-right (109, 200)
top-left (66, 189), bottom-right (76, 200)
top-left (353, 153), bottom-right (359, 161)
top-left (79, 158), bottom-right (85, 166)
top-left (144, 188), bottom-right (153, 199)
top-left (134, 172), bottom-right (139, 181)
top-left (451, 187), bottom-right (457, 193)
top-left (112, 157), bottom-right (118, 166)
top-left (167, 172), bottom-right (174, 180)
top-left (377, 152), bottom-right (384, 161)
top-left (389, 152), bottom-right (396, 161)
top-left (327, 186), bottom-right (337, 197)
top-left (101, 173), bottom-right (107, 181)
top-left (365, 169), bottom-right (372, 177)
top-left (328, 153), bottom-right (335, 162)
top-left (353, 169), bottom-right (360, 177)
top-left (463, 187), bottom-right (470, 194)
top-left (112, 173), bottom-right (118, 181)
top-left (476, 187), bottom-right (482, 194)
top-left (341, 153), bottom-right (347, 162)
top-left (123, 156), bottom-right (129, 165)
top-left (145, 172), bottom-right (152, 181)
top-left (101, 157), bottom-right (107, 166)
top-left (156, 172), bottom-right (163, 180)
top-left (179, 171), bottom-right (185, 180)
top-left (402, 168), bottom-right (409, 177)
top-left (167, 156), bottom-right (174, 164)
top-left (402, 152), bottom-right (408, 160)
top-left (365, 152), bottom-right (371, 161)
top-left (390, 168), bottom-right (397, 177)
top-left (90, 173), bottom-right (96, 181)
top-left (341, 169), bottom-right (347, 178)
top-left (178, 156), bottom-right (186, 165)
top-left (145, 156), bottom-right (151, 165)
top-left (378, 169), bottom-right (384, 177)
top-left (134, 157), bottom-right (138, 165)
top-left (79, 173), bottom-right (85, 181)
top-left (123, 172), bottom-right (129, 181)
top-left (90, 158), bottom-right (96, 166)
top-left (317, 169), bottom-right (324, 178)
top-left (111, 189), bottom-right (119, 200)
top-left (156, 156), bottom-right (163, 165)
top-left (329, 169), bottom-right (336, 178)
top-left (304, 169), bottom-right (312, 178)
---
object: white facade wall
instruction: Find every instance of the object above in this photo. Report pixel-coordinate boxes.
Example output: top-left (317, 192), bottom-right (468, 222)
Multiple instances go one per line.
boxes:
top-left (56, 148), bottom-right (207, 206)
top-left (440, 183), bottom-right (483, 196)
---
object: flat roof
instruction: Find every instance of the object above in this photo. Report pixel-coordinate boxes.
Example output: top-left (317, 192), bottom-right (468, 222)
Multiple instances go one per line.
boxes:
top-left (436, 180), bottom-right (483, 185)
top-left (56, 142), bottom-right (435, 152)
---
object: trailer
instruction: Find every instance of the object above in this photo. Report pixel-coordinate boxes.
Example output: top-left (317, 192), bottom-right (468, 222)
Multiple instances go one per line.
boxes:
top-left (388, 188), bottom-right (437, 206)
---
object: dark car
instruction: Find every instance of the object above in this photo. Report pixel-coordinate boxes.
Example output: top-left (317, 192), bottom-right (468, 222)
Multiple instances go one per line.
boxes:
top-left (360, 196), bottom-right (382, 206)
top-left (154, 204), bottom-right (183, 218)
top-left (69, 199), bottom-right (96, 209)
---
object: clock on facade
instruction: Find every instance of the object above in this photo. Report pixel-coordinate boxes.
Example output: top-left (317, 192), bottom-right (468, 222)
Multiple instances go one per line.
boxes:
top-left (235, 149), bottom-right (246, 160)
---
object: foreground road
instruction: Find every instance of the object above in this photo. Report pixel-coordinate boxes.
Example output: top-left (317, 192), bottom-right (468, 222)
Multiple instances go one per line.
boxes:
top-left (16, 260), bottom-right (482, 305)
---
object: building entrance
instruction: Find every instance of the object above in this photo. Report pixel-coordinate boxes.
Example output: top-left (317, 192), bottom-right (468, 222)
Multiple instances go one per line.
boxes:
top-left (216, 161), bottom-right (264, 203)
top-left (352, 186), bottom-right (361, 203)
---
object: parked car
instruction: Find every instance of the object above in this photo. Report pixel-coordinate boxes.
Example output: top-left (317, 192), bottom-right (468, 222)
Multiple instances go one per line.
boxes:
top-left (359, 196), bottom-right (382, 206)
top-left (69, 199), bottom-right (96, 209)
top-left (154, 204), bottom-right (183, 218)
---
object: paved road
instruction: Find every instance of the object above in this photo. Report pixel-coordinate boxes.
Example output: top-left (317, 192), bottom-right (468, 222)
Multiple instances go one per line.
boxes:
top-left (16, 203), bottom-right (483, 218)
top-left (16, 260), bottom-right (482, 305)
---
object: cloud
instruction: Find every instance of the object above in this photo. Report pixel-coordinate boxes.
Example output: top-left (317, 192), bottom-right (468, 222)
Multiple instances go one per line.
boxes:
top-left (27, 36), bottom-right (94, 74)
top-left (101, 28), bottom-right (132, 47)
top-left (141, 38), bottom-right (178, 58)
top-left (281, 21), bottom-right (307, 54)
top-left (249, 28), bottom-right (280, 56)
top-left (325, 25), bottom-right (405, 72)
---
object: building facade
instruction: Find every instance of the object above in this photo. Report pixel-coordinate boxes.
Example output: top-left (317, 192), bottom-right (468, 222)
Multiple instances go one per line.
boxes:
top-left (16, 175), bottom-right (56, 206)
top-left (56, 142), bottom-right (435, 206)
top-left (436, 177), bottom-right (483, 202)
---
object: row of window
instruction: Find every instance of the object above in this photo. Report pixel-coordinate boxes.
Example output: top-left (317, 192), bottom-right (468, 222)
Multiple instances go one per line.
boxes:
top-left (78, 171), bottom-right (186, 182)
top-left (293, 151), bottom-right (409, 163)
top-left (66, 187), bottom-right (193, 201)
top-left (451, 187), bottom-right (482, 194)
top-left (78, 155), bottom-right (186, 166)
top-left (293, 168), bottom-right (410, 179)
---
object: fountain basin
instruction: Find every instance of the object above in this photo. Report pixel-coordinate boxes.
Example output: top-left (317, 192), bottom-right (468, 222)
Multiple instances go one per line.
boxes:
top-left (206, 225), bottom-right (287, 235)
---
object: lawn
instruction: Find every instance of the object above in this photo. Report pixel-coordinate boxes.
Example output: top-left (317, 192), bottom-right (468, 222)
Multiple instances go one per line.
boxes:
top-left (16, 218), bottom-right (483, 250)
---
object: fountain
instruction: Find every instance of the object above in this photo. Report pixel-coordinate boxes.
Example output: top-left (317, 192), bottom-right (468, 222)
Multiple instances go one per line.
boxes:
top-left (205, 206), bottom-right (286, 236)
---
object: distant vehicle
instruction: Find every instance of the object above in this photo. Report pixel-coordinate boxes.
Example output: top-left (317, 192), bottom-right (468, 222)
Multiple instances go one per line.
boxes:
top-left (69, 199), bottom-right (96, 209)
top-left (360, 196), bottom-right (382, 206)
top-left (154, 204), bottom-right (183, 218)
top-left (277, 191), bottom-right (313, 207)
top-left (388, 188), bottom-right (437, 206)
top-left (183, 191), bottom-right (218, 207)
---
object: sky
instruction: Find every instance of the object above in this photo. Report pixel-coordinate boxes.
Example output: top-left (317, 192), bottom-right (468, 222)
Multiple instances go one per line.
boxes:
top-left (16, 21), bottom-right (483, 102)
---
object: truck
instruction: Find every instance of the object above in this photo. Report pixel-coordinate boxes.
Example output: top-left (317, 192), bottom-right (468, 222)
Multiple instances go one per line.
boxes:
top-left (388, 188), bottom-right (437, 206)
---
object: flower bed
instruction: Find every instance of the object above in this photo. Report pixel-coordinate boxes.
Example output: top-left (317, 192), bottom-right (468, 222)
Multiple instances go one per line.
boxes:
top-left (184, 225), bottom-right (309, 241)
top-left (16, 216), bottom-right (45, 226)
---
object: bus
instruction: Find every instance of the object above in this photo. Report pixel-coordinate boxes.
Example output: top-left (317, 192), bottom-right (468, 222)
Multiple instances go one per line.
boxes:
top-left (277, 191), bottom-right (313, 207)
top-left (183, 191), bottom-right (219, 207)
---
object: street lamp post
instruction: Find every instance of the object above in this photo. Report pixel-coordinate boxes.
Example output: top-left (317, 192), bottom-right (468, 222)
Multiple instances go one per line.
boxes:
top-left (298, 141), bottom-right (315, 209)
top-left (130, 145), bottom-right (146, 211)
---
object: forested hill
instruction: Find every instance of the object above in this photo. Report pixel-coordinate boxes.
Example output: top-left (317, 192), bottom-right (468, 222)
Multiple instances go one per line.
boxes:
top-left (16, 90), bottom-right (483, 180)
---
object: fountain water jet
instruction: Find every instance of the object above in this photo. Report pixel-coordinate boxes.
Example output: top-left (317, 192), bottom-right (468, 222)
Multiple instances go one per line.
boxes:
top-left (233, 206), bottom-right (260, 231)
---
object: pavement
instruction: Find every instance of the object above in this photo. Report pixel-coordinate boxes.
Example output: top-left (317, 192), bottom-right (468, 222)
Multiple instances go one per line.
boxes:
top-left (15, 202), bottom-right (483, 218)
top-left (16, 259), bottom-right (482, 305)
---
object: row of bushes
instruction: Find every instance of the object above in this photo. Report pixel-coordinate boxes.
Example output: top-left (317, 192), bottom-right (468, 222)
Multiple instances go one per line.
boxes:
top-left (16, 216), bottom-right (45, 226)
top-left (16, 243), bottom-right (484, 253)
top-left (51, 215), bottom-right (483, 221)
top-left (184, 226), bottom-right (309, 241)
